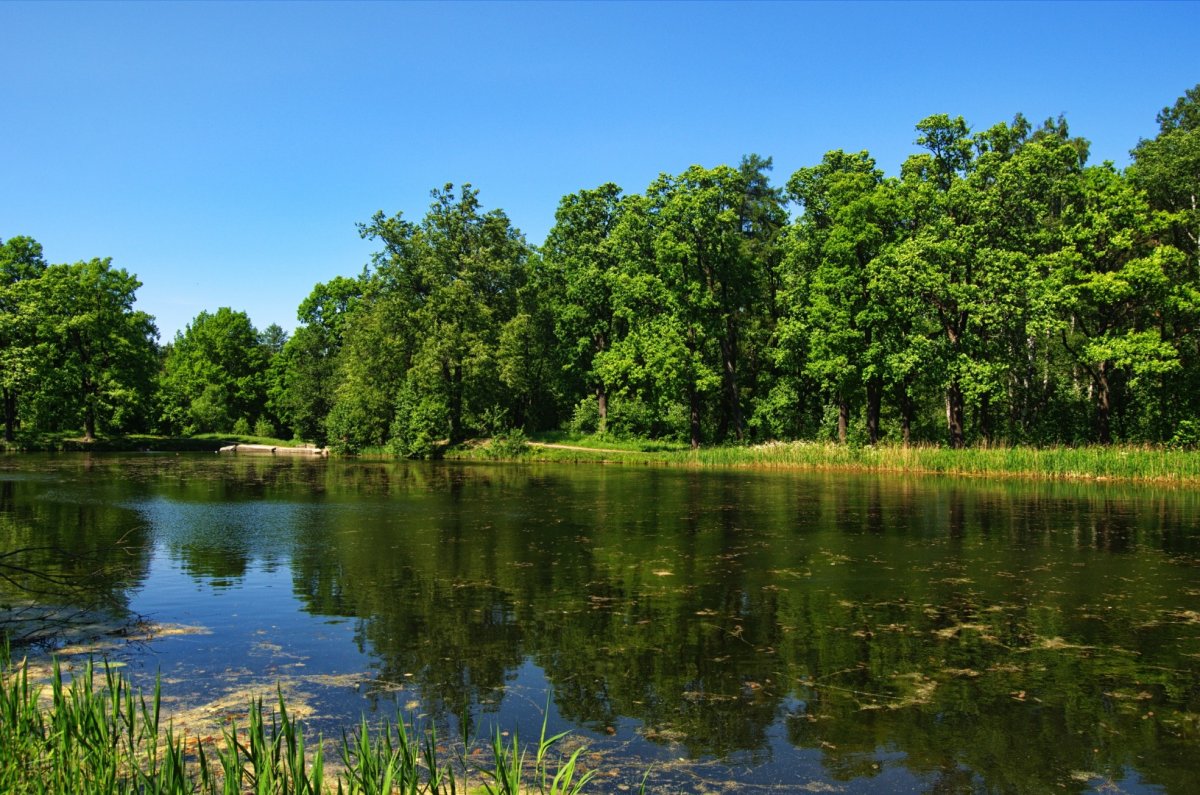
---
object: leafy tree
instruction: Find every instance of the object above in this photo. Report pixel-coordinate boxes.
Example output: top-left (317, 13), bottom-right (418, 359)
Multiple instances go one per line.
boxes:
top-left (0, 236), bottom-right (47, 440)
top-left (258, 323), bottom-right (289, 355)
top-left (787, 150), bottom-right (899, 443)
top-left (158, 307), bottom-right (267, 434)
top-left (268, 276), bottom-right (362, 444)
top-left (648, 164), bottom-right (767, 446)
top-left (598, 193), bottom-right (694, 441)
top-left (37, 259), bottom-right (158, 440)
top-left (543, 183), bottom-right (625, 433)
top-left (1130, 84), bottom-right (1200, 269)
top-left (338, 184), bottom-right (530, 453)
top-left (1045, 165), bottom-right (1185, 442)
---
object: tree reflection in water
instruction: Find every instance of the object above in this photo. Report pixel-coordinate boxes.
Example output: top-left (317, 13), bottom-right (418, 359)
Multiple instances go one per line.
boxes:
top-left (3, 455), bottom-right (1198, 792)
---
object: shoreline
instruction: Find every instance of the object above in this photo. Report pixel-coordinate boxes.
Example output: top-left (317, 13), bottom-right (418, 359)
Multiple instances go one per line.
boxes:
top-left (4, 433), bottom-right (1200, 489)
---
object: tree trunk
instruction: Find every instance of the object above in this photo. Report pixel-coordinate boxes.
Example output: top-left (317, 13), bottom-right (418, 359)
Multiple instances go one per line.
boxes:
top-left (721, 321), bottom-right (742, 442)
top-left (81, 371), bottom-right (97, 442)
top-left (3, 389), bottom-right (14, 443)
top-left (837, 397), bottom-right (849, 444)
top-left (865, 376), bottom-right (882, 445)
top-left (1096, 362), bottom-right (1112, 444)
top-left (688, 327), bottom-right (701, 450)
top-left (979, 392), bottom-right (993, 447)
top-left (596, 384), bottom-right (608, 435)
top-left (946, 381), bottom-right (965, 449)
top-left (689, 383), bottom-right (701, 450)
top-left (898, 383), bottom-right (914, 447)
top-left (446, 361), bottom-right (463, 444)
top-left (594, 333), bottom-right (608, 435)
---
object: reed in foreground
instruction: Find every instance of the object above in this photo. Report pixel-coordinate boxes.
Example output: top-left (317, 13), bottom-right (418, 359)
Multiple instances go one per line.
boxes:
top-left (0, 646), bottom-right (621, 794)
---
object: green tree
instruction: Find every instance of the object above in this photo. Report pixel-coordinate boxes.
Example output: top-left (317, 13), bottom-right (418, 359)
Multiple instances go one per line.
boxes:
top-left (340, 184), bottom-right (530, 453)
top-left (543, 183), bottom-right (625, 433)
top-left (787, 150), bottom-right (900, 443)
top-left (158, 307), bottom-right (268, 434)
top-left (1045, 165), bottom-right (1185, 442)
top-left (1130, 84), bottom-right (1200, 269)
top-left (268, 276), bottom-right (362, 444)
top-left (37, 259), bottom-right (158, 440)
top-left (0, 236), bottom-right (47, 441)
top-left (650, 164), bottom-right (765, 446)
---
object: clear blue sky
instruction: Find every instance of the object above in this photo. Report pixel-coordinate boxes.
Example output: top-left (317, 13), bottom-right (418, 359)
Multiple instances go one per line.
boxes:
top-left (2, 0), bottom-right (1196, 339)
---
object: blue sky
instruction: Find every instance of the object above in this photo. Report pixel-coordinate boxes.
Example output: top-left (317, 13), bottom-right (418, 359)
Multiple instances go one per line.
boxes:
top-left (2, 0), bottom-right (1197, 339)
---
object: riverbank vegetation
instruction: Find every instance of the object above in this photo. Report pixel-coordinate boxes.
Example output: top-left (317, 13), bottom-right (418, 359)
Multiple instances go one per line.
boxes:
top-left (0, 431), bottom-right (307, 454)
top-left (434, 433), bottom-right (1200, 486)
top-left (4, 85), bottom-right (1200, 456)
top-left (0, 648), bottom-right (609, 795)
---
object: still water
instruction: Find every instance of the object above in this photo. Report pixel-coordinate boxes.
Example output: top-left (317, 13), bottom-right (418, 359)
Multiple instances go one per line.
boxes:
top-left (2, 454), bottom-right (1199, 793)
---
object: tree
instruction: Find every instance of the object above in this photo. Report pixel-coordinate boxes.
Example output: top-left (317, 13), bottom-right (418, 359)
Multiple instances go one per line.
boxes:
top-left (37, 259), bottom-right (158, 440)
top-left (0, 236), bottom-right (47, 441)
top-left (339, 184), bottom-right (530, 453)
top-left (543, 183), bottom-right (625, 434)
top-left (649, 164), bottom-right (766, 446)
top-left (1130, 84), bottom-right (1200, 269)
top-left (158, 308), bottom-right (267, 434)
top-left (268, 276), bottom-right (362, 444)
top-left (787, 150), bottom-right (899, 443)
top-left (1046, 165), bottom-right (1184, 443)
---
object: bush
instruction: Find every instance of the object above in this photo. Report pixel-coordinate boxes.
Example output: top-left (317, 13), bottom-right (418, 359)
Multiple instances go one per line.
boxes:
top-left (1169, 419), bottom-right (1200, 449)
top-left (232, 417), bottom-right (252, 436)
top-left (568, 396), bottom-right (600, 435)
top-left (254, 417), bottom-right (276, 438)
top-left (388, 382), bottom-right (449, 458)
top-left (486, 428), bottom-right (530, 459)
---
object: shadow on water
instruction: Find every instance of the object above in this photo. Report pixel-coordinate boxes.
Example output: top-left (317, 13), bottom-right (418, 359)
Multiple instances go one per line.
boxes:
top-left (2, 453), bottom-right (1199, 792)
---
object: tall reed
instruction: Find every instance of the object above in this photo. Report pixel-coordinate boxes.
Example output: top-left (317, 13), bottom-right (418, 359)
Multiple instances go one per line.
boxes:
top-left (0, 644), bottom-right (621, 794)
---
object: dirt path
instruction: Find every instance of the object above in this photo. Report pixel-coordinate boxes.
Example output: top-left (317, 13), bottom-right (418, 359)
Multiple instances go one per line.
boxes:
top-left (527, 441), bottom-right (636, 454)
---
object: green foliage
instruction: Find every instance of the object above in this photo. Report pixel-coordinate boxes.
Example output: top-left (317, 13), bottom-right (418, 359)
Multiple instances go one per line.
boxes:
top-left (33, 258), bottom-right (158, 440)
top-left (0, 650), bottom-right (609, 794)
top-left (158, 307), bottom-right (268, 435)
top-left (1168, 419), bottom-right (1200, 449)
top-left (485, 428), bottom-right (530, 459)
top-left (387, 380), bottom-right (448, 459)
top-left (9, 84), bottom-right (1200, 452)
top-left (567, 395), bottom-right (600, 435)
top-left (254, 416), bottom-right (277, 438)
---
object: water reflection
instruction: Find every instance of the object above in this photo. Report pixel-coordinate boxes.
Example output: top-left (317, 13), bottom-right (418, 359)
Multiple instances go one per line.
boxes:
top-left (0, 462), bottom-right (152, 643)
top-left (2, 455), bottom-right (1199, 792)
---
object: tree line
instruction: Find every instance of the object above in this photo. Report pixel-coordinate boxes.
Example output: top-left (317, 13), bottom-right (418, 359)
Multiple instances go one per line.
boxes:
top-left (3, 85), bottom-right (1198, 451)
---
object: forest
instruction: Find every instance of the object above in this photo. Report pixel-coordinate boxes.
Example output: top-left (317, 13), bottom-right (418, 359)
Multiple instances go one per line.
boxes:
top-left (3, 85), bottom-right (1199, 454)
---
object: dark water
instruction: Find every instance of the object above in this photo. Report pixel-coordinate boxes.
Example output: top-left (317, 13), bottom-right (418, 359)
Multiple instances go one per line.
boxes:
top-left (2, 454), bottom-right (1199, 793)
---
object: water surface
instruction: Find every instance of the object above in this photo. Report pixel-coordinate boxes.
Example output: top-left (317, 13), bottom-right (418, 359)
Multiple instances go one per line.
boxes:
top-left (2, 454), bottom-right (1198, 793)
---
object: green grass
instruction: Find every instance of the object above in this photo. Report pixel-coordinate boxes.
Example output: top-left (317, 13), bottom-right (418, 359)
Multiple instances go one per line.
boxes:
top-left (681, 441), bottom-right (1200, 483)
top-left (0, 646), bottom-right (625, 795)
top-left (528, 432), bottom-right (690, 454)
top-left (0, 432), bottom-right (314, 454)
top-left (448, 434), bottom-right (1200, 486)
top-left (188, 433), bottom-right (316, 449)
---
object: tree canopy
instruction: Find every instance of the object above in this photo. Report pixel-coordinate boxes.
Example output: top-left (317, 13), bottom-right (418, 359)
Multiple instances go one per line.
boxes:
top-left (5, 84), bottom-right (1200, 452)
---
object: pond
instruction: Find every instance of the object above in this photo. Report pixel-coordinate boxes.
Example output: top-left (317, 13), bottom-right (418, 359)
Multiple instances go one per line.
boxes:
top-left (2, 454), bottom-right (1199, 793)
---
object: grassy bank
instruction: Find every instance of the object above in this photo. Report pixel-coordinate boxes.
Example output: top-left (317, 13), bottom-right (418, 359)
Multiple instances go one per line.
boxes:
top-left (684, 440), bottom-right (1200, 483)
top-left (0, 432), bottom-right (313, 454)
top-left (0, 648), bottom-right (612, 795)
top-left (445, 434), bottom-right (1200, 486)
top-left (7, 430), bottom-right (1198, 486)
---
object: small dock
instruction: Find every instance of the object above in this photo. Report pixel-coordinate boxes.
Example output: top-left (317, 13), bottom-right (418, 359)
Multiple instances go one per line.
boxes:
top-left (217, 443), bottom-right (328, 456)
